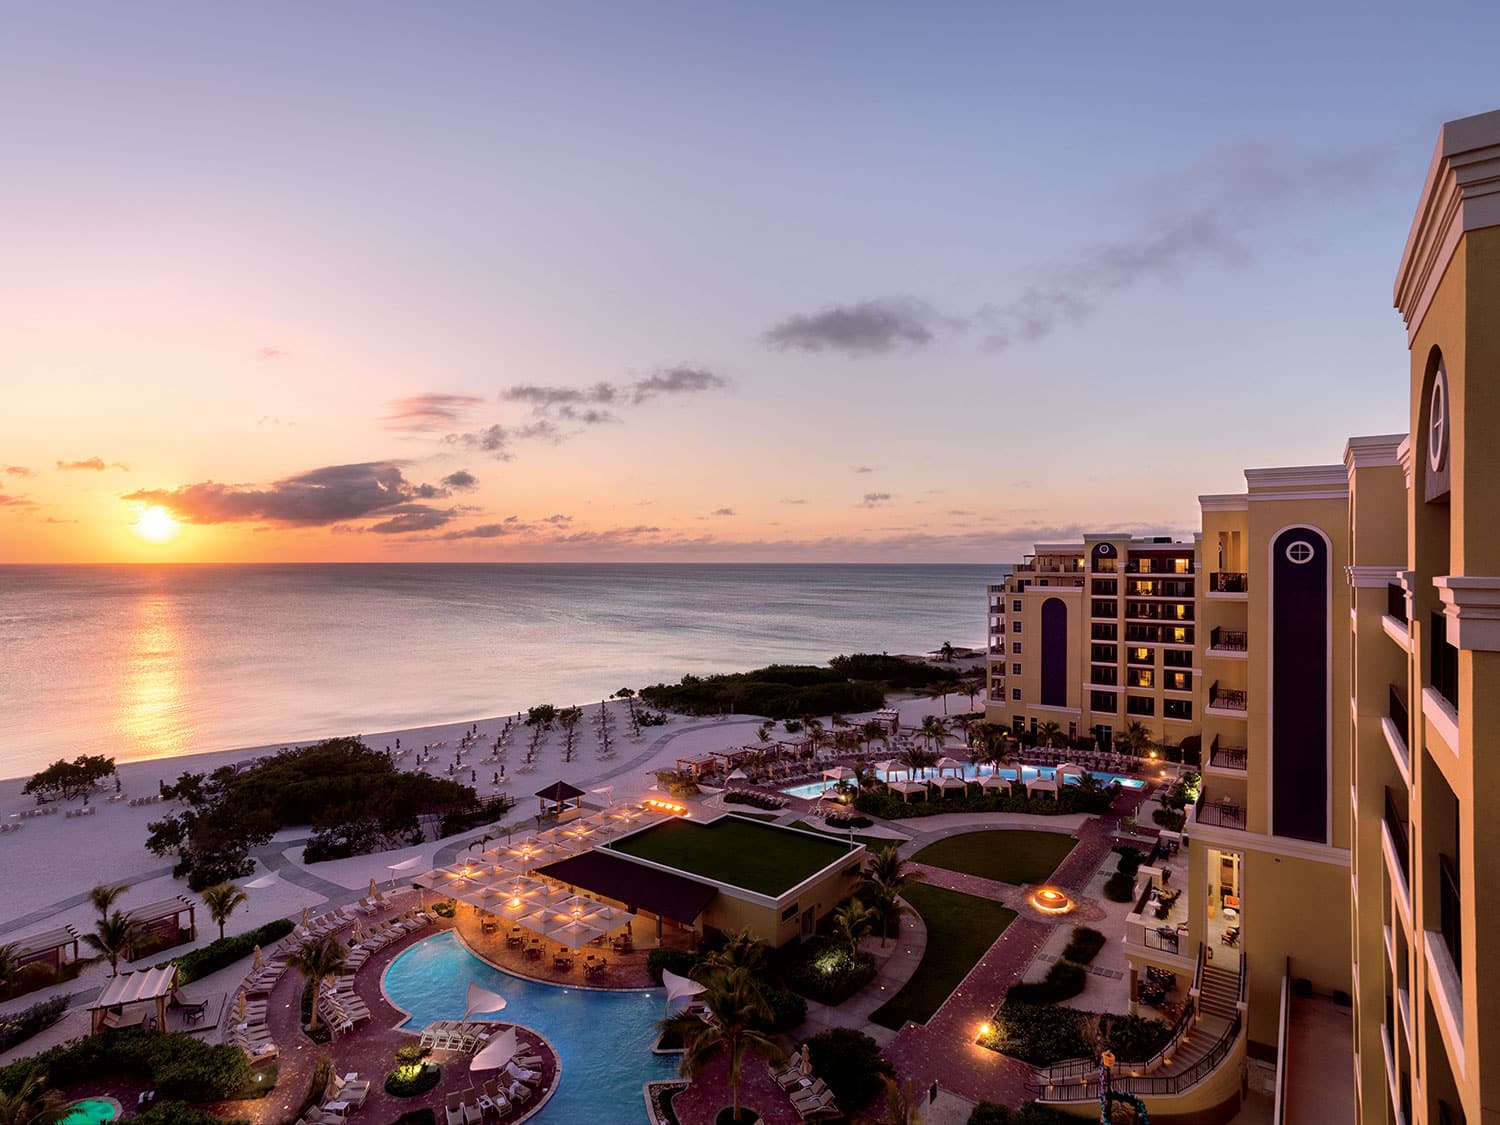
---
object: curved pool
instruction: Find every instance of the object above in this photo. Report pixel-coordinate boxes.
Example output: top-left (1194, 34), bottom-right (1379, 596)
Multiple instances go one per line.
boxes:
top-left (384, 931), bottom-right (678, 1124)
top-left (59, 1099), bottom-right (118, 1125)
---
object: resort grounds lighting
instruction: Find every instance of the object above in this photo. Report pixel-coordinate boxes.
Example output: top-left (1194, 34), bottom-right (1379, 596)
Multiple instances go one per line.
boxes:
top-left (643, 798), bottom-right (687, 815)
top-left (1029, 887), bottom-right (1075, 915)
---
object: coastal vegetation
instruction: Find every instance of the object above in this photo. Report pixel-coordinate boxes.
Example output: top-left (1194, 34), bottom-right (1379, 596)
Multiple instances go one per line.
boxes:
top-left (144, 738), bottom-right (478, 888)
top-left (0, 1029), bottom-right (253, 1105)
top-left (979, 1005), bottom-right (1173, 1068)
top-left (639, 664), bottom-right (883, 720)
top-left (168, 919), bottom-right (295, 985)
top-left (827, 653), bottom-right (959, 691)
top-left (0, 995), bottom-right (70, 1055)
top-left (22, 754), bottom-right (117, 803)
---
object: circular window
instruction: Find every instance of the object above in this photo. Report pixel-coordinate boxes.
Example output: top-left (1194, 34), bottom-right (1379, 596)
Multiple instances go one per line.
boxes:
top-left (1285, 541), bottom-right (1315, 564)
top-left (1429, 361), bottom-right (1448, 473)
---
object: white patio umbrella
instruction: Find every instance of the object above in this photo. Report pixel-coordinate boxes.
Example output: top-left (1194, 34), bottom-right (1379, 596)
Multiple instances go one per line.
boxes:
top-left (726, 768), bottom-right (748, 781)
top-left (465, 981), bottom-right (508, 1020)
top-left (661, 968), bottom-right (707, 1014)
top-left (549, 919), bottom-right (607, 949)
top-left (246, 873), bottom-right (280, 890)
top-left (471, 1027), bottom-right (519, 1071)
top-left (590, 785), bottom-right (615, 806)
top-left (387, 855), bottom-right (425, 888)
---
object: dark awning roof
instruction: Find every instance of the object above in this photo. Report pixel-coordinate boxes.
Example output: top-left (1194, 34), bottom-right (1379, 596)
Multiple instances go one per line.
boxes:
top-left (535, 851), bottom-right (717, 925)
top-left (535, 781), bottom-right (586, 802)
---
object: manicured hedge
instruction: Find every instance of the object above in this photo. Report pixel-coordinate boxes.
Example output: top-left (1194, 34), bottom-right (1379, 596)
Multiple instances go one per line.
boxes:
top-left (969, 1101), bottom-right (1082, 1124)
top-left (134, 1102), bottom-right (250, 1125)
top-left (763, 985), bottom-right (808, 1033)
top-left (385, 1063), bottom-right (442, 1097)
top-left (854, 787), bottom-right (1115, 821)
top-left (778, 938), bottom-right (877, 1006)
top-left (724, 790), bottom-right (784, 811)
top-left (0, 994), bottom-right (70, 1055)
top-left (1061, 928), bottom-right (1106, 965)
top-left (171, 918), bottom-right (295, 985)
top-left (1005, 960), bottom-right (1087, 1005)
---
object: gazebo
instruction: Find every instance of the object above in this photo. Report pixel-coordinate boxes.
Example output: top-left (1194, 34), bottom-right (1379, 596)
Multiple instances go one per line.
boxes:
top-left (122, 897), bottom-right (197, 959)
top-left (979, 773), bottom-right (1014, 794)
top-left (934, 774), bottom-right (969, 797)
top-left (934, 756), bottom-right (968, 779)
top-left (1024, 775), bottom-right (1059, 800)
top-left (1055, 763), bottom-right (1086, 787)
top-left (535, 780), bottom-right (586, 820)
top-left (886, 779), bottom-right (930, 803)
top-left (90, 964), bottom-right (178, 1033)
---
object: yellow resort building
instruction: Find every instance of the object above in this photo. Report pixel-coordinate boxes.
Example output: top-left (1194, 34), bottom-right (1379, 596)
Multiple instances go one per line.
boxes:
top-left (1005, 108), bottom-right (1500, 1124)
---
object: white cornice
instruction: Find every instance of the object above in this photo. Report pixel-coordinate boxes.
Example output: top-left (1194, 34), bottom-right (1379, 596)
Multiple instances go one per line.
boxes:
top-left (1344, 433), bottom-right (1408, 472)
top-left (1395, 108), bottom-right (1500, 342)
top-left (1397, 435), bottom-right (1414, 489)
top-left (1346, 564), bottom-right (1404, 589)
top-left (1198, 493), bottom-right (1249, 513)
top-left (1434, 574), bottom-right (1500, 651)
top-left (1245, 464), bottom-right (1349, 492)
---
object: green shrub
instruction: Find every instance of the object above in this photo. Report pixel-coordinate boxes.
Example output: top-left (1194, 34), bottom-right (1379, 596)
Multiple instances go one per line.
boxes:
top-left (980, 1003), bottom-right (1172, 1067)
top-left (1113, 846), bottom-right (1145, 875)
top-left (393, 1112), bottom-right (437, 1125)
top-left (653, 770), bottom-right (701, 799)
top-left (0, 995), bottom-right (70, 1054)
top-left (778, 938), bottom-right (877, 1005)
top-left (824, 813), bottom-right (872, 829)
top-left (639, 665), bottom-right (885, 720)
top-left (171, 918), bottom-right (295, 985)
top-left (802, 1027), bottom-right (891, 1112)
top-left (432, 899), bottom-right (457, 918)
top-left (723, 790), bottom-right (783, 811)
top-left (828, 654), bottom-right (960, 690)
top-left (134, 1102), bottom-right (250, 1125)
top-left (1060, 928), bottom-right (1106, 965)
top-left (969, 1101), bottom-right (1081, 1124)
top-left (646, 948), bottom-right (700, 986)
top-left (0, 1029), bottom-right (251, 1102)
top-left (385, 1062), bottom-right (442, 1097)
top-left (1151, 806), bottom-right (1186, 831)
top-left (1103, 872), bottom-right (1136, 902)
top-left (762, 985), bottom-right (808, 1033)
top-left (1004, 960), bottom-right (1087, 1005)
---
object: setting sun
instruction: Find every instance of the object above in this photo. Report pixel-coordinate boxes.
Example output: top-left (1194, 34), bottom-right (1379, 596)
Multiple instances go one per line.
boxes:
top-left (129, 505), bottom-right (181, 544)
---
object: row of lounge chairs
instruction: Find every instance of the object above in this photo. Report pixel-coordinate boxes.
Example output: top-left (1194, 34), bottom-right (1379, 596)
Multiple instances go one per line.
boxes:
top-left (346, 910), bottom-right (431, 970)
top-left (293, 1071), bottom-right (373, 1125)
top-left (419, 1020), bottom-right (491, 1051)
top-left (295, 906), bottom-right (356, 942)
top-left (446, 1058), bottom-right (543, 1124)
top-left (229, 992), bottom-right (276, 1062)
top-left (354, 890), bottom-right (391, 915)
top-left (769, 1051), bottom-right (841, 1120)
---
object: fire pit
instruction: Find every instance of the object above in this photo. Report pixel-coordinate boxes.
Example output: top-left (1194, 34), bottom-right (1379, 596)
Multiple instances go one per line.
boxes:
top-left (1029, 887), bottom-right (1076, 915)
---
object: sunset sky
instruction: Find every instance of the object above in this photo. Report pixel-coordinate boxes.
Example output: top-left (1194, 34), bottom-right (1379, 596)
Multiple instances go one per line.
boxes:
top-left (4, 2), bottom-right (1498, 563)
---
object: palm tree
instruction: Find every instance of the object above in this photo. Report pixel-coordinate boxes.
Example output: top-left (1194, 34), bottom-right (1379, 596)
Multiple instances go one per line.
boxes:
top-left (863, 883), bottom-right (914, 950)
top-left (88, 883), bottom-right (126, 919)
top-left (938, 641), bottom-right (956, 663)
top-left (1118, 720), bottom-right (1153, 760)
top-left (860, 719), bottom-right (886, 754)
top-left (831, 900), bottom-right (874, 958)
top-left (0, 942), bottom-right (18, 995)
top-left (850, 758), bottom-right (880, 792)
top-left (919, 714), bottom-right (949, 754)
top-left (865, 1073), bottom-right (926, 1125)
top-left (862, 844), bottom-right (923, 945)
top-left (1037, 720), bottom-right (1064, 750)
top-left (756, 721), bottom-right (775, 744)
top-left (899, 743), bottom-right (935, 780)
top-left (959, 673), bottom-right (984, 712)
top-left (286, 933), bottom-right (349, 1032)
top-left (201, 882), bottom-right (249, 941)
top-left (699, 928), bottom-right (767, 977)
top-left (922, 683), bottom-right (950, 715)
top-left (805, 718), bottom-right (826, 753)
top-left (0, 1071), bottom-right (64, 1125)
top-left (82, 911), bottom-right (136, 977)
top-left (660, 969), bottom-right (784, 1124)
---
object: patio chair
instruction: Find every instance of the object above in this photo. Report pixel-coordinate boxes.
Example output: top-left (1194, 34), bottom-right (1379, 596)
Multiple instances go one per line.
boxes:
top-left (444, 1093), bottom-right (465, 1125)
top-left (796, 1094), bottom-right (842, 1121)
top-left (505, 1079), bottom-right (533, 1106)
top-left (460, 1090), bottom-right (484, 1125)
top-left (790, 1079), bottom-right (831, 1106)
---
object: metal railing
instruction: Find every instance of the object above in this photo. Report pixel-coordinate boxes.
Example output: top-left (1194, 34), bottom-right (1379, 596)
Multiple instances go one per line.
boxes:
top-left (1209, 571), bottom-right (1248, 593)
top-left (1272, 959), bottom-right (1291, 1125)
top-left (1209, 627), bottom-right (1247, 651)
top-left (1209, 735), bottom-right (1247, 771)
top-left (1194, 790), bottom-right (1246, 830)
top-left (1208, 681), bottom-right (1247, 711)
top-left (1036, 1009), bottom-right (1239, 1101)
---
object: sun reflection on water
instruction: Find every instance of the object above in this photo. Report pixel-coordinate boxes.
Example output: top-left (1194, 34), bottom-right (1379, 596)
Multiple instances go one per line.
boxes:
top-left (116, 593), bottom-right (193, 760)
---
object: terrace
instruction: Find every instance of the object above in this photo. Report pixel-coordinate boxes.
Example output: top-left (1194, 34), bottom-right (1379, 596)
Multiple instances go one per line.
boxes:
top-left (1206, 680), bottom-right (1248, 716)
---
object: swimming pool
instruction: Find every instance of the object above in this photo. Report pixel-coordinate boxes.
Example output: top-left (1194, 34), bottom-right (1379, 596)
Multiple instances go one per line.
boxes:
top-left (59, 1099), bottom-right (118, 1125)
top-left (781, 763), bottom-right (1146, 801)
top-left (384, 931), bottom-right (678, 1124)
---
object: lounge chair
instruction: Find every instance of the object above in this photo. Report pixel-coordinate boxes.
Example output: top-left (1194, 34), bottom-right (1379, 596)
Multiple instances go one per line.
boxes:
top-left (790, 1079), bottom-right (831, 1107)
top-left (444, 1093), bottom-right (465, 1125)
top-left (460, 1091), bottom-right (484, 1125)
top-left (505, 1079), bottom-right (532, 1106)
top-left (795, 1091), bottom-right (841, 1121)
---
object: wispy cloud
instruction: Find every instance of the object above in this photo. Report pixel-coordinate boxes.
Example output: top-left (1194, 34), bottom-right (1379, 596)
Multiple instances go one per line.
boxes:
top-left (5, 466), bottom-right (34, 478)
top-left (781, 498), bottom-right (808, 505)
top-left (123, 461), bottom-right (462, 529)
top-left (0, 489), bottom-right (34, 508)
top-left (440, 470), bottom-right (479, 492)
top-left (501, 366), bottom-right (727, 420)
top-left (763, 298), bottom-right (950, 356)
top-left (445, 420), bottom-right (564, 460)
top-left (56, 458), bottom-right (129, 472)
top-left (256, 346), bottom-right (288, 361)
top-left (711, 508), bottom-right (736, 517)
top-left (851, 466), bottom-right (874, 474)
top-left (384, 394), bottom-right (486, 432)
top-left (858, 492), bottom-right (893, 508)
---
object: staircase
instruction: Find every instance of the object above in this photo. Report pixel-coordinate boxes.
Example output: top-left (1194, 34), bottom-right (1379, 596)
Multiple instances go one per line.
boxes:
top-left (1199, 962), bottom-right (1241, 1022)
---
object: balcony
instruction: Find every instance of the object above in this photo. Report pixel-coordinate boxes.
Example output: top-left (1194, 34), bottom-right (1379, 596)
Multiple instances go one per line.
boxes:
top-left (1127, 580), bottom-right (1196, 599)
top-left (1383, 788), bottom-right (1410, 887)
top-left (1207, 681), bottom-right (1247, 716)
top-left (1388, 685), bottom-right (1409, 742)
top-left (1387, 582), bottom-right (1408, 624)
top-left (1208, 735), bottom-right (1247, 771)
top-left (1126, 603), bottom-right (1195, 623)
top-left (1126, 624), bottom-right (1195, 646)
top-left (1209, 571), bottom-right (1249, 595)
top-left (1125, 875), bottom-right (1188, 954)
top-left (1207, 627), bottom-right (1247, 656)
top-left (1194, 789), bottom-right (1246, 830)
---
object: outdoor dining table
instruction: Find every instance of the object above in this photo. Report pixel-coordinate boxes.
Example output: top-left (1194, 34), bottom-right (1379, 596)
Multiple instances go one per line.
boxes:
top-left (553, 954), bottom-right (573, 971)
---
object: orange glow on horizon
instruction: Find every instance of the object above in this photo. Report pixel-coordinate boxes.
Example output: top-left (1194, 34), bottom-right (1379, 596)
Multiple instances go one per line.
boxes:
top-left (129, 505), bottom-right (182, 544)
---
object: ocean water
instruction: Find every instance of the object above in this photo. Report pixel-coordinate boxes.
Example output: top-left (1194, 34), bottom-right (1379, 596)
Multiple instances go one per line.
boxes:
top-left (0, 564), bottom-right (998, 776)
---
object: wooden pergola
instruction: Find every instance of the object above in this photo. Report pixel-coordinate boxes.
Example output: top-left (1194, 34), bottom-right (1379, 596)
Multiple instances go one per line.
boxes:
top-left (124, 897), bottom-right (197, 959)
top-left (90, 964), bottom-right (178, 1033)
top-left (13, 925), bottom-right (81, 974)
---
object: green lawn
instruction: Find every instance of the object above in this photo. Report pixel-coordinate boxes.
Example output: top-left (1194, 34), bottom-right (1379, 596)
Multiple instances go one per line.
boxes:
top-left (911, 829), bottom-right (1076, 886)
top-left (869, 883), bottom-right (1016, 1029)
top-left (791, 819), bottom-right (905, 851)
top-left (610, 816), bottom-right (853, 895)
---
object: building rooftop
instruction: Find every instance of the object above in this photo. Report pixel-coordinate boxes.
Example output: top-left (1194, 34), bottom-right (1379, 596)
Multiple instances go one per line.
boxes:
top-left (606, 815), bottom-right (856, 897)
top-left (533, 849), bottom-right (717, 925)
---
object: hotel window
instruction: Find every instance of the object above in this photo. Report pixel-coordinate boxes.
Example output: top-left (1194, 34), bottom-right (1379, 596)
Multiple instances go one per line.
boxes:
top-left (1164, 671), bottom-right (1191, 692)
top-left (1012, 620), bottom-right (1022, 632)
top-left (1164, 699), bottom-right (1192, 720)
top-left (1012, 642), bottom-right (1022, 655)
top-left (1128, 647), bottom-right (1154, 666)
top-left (1013, 716), bottom-right (1025, 733)
top-left (1090, 691), bottom-right (1118, 712)
top-left (1126, 696), bottom-right (1155, 716)
top-left (1091, 600), bottom-right (1115, 617)
top-left (1128, 669), bottom-right (1154, 689)
top-left (1012, 688), bottom-right (1022, 701)
top-left (1012, 663), bottom-right (1022, 676)
top-left (1169, 626), bottom-right (1192, 644)
top-left (1012, 599), bottom-right (1022, 613)
top-left (1163, 649), bottom-right (1192, 668)
top-left (1174, 558), bottom-right (1191, 573)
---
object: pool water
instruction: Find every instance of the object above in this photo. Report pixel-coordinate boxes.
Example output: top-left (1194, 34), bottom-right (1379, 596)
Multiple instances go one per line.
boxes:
top-left (781, 763), bottom-right (1146, 801)
top-left (60, 1100), bottom-right (117, 1125)
top-left (384, 931), bottom-right (678, 1124)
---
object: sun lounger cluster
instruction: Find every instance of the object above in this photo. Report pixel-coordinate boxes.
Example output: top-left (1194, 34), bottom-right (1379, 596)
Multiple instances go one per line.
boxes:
top-left (127, 794), bottom-right (166, 806)
top-left (10, 806), bottom-right (59, 820)
top-left (293, 1071), bottom-right (372, 1125)
top-left (345, 908), bottom-right (433, 971)
top-left (444, 1056), bottom-right (545, 1123)
top-left (228, 992), bottom-right (277, 1062)
top-left (770, 1051), bottom-right (841, 1120)
top-left (318, 979), bottom-right (372, 1034)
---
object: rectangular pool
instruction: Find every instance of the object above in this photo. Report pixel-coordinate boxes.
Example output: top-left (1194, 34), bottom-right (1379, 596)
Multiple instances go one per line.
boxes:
top-left (782, 764), bottom-right (1145, 801)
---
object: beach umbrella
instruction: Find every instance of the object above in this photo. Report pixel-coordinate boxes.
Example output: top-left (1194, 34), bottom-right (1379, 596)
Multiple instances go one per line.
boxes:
top-left (388, 855), bottom-right (425, 888)
top-left (251, 945), bottom-right (263, 972)
top-left (801, 1046), bottom-right (812, 1076)
top-left (234, 992), bottom-right (247, 1022)
top-left (352, 919), bottom-right (364, 943)
top-left (726, 768), bottom-right (748, 781)
top-left (369, 878), bottom-right (379, 898)
top-left (464, 982), bottom-right (508, 1020)
top-left (300, 906), bottom-right (310, 928)
top-left (471, 1027), bottom-right (519, 1072)
top-left (590, 785), bottom-right (615, 806)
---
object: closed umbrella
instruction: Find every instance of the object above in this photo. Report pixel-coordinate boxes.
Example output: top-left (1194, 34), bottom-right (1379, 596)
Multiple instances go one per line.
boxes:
top-left (801, 1046), bottom-right (812, 1076)
top-left (300, 906), bottom-right (310, 928)
top-left (369, 878), bottom-right (379, 898)
top-left (352, 919), bottom-right (363, 943)
top-left (234, 992), bottom-right (247, 1023)
top-left (251, 945), bottom-right (263, 972)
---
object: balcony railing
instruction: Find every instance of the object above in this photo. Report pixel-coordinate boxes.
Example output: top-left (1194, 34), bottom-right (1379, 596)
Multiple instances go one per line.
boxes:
top-left (1210, 571), bottom-right (1249, 593)
top-left (1035, 1011), bottom-right (1241, 1102)
top-left (1194, 789), bottom-right (1246, 830)
top-left (1389, 684), bottom-right (1409, 740)
top-left (1209, 627), bottom-right (1247, 652)
top-left (1387, 582), bottom-right (1408, 624)
top-left (1384, 787), bottom-right (1410, 886)
top-left (1208, 681), bottom-right (1248, 712)
top-left (1209, 735), bottom-right (1247, 771)
top-left (1439, 853), bottom-right (1461, 980)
